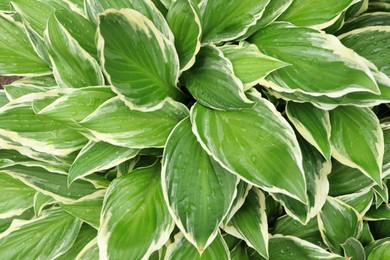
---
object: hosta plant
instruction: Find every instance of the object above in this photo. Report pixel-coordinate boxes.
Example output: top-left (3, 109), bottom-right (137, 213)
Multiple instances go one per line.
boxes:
top-left (0, 0), bottom-right (390, 259)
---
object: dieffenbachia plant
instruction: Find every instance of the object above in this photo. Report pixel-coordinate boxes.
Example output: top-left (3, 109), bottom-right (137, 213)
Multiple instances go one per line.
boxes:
top-left (0, 0), bottom-right (389, 259)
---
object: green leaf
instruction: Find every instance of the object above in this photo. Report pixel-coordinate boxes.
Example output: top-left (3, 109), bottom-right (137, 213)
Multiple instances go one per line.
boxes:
top-left (165, 232), bottom-right (230, 259)
top-left (1, 165), bottom-right (101, 203)
top-left (230, 242), bottom-right (250, 260)
top-left (69, 141), bottom-right (138, 184)
top-left (60, 192), bottom-right (104, 229)
top-left (199, 0), bottom-right (269, 43)
top-left (337, 12), bottom-right (390, 35)
top-left (191, 90), bottom-right (307, 203)
top-left (0, 172), bottom-right (35, 218)
top-left (250, 22), bottom-right (379, 97)
top-left (266, 235), bottom-right (346, 260)
top-left (86, 0), bottom-right (174, 42)
top-left (0, 208), bottom-right (35, 234)
top-left (162, 118), bottom-right (237, 251)
top-left (0, 208), bottom-right (82, 259)
top-left (330, 106), bottom-right (384, 186)
top-left (318, 197), bottom-right (363, 254)
top-left (167, 0), bottom-right (201, 71)
top-left (222, 181), bottom-right (251, 227)
top-left (0, 14), bottom-right (49, 75)
top-left (33, 192), bottom-right (55, 216)
top-left (273, 215), bottom-right (325, 248)
top-left (271, 137), bottom-right (331, 223)
top-left (98, 163), bottom-right (174, 259)
top-left (0, 102), bottom-right (87, 157)
top-left (181, 45), bottom-right (254, 110)
top-left (278, 0), bottom-right (356, 29)
top-left (337, 188), bottom-right (374, 215)
top-left (360, 222), bottom-right (375, 246)
top-left (364, 204), bottom-right (390, 220)
top-left (341, 237), bottom-right (365, 260)
top-left (224, 189), bottom-right (268, 259)
top-left (98, 9), bottom-right (182, 111)
top-left (4, 76), bottom-right (57, 100)
top-left (44, 15), bottom-right (104, 88)
top-left (367, 241), bottom-right (390, 260)
top-left (80, 97), bottom-right (188, 148)
top-left (56, 225), bottom-right (97, 260)
top-left (220, 43), bottom-right (289, 91)
top-left (77, 238), bottom-right (99, 259)
top-left (286, 102), bottom-right (331, 160)
top-left (339, 26), bottom-right (390, 77)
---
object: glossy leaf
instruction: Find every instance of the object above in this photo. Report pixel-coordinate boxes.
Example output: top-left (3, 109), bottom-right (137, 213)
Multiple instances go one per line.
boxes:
top-left (33, 192), bottom-right (55, 216)
top-left (250, 22), bottom-right (379, 97)
top-left (318, 197), bottom-right (363, 254)
top-left (98, 164), bottom-right (174, 259)
top-left (167, 0), bottom-right (201, 71)
top-left (44, 15), bottom-right (104, 88)
top-left (191, 90), bottom-right (307, 203)
top-left (0, 14), bottom-right (49, 75)
top-left (224, 189), bottom-right (269, 259)
top-left (69, 141), bottom-right (138, 184)
top-left (341, 237), bottom-right (365, 260)
top-left (80, 97), bottom-right (188, 148)
top-left (367, 241), bottom-right (390, 260)
top-left (0, 208), bottom-right (82, 259)
top-left (364, 204), bottom-right (390, 220)
top-left (181, 45), bottom-right (254, 110)
top-left (278, 0), bottom-right (356, 29)
top-left (330, 106), bottom-right (384, 186)
top-left (337, 188), bottom-right (374, 215)
top-left (162, 118), bottom-right (237, 251)
top-left (98, 9), bottom-right (182, 111)
top-left (220, 43), bottom-right (289, 90)
top-left (0, 172), bottom-right (35, 218)
top-left (199, 0), bottom-right (270, 43)
top-left (165, 232), bottom-right (230, 259)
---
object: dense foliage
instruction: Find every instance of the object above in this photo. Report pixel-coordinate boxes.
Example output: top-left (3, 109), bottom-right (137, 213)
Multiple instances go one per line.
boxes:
top-left (0, 0), bottom-right (389, 259)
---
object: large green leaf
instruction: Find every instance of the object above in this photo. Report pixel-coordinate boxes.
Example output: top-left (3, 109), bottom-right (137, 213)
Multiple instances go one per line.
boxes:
top-left (199, 0), bottom-right (270, 43)
top-left (364, 204), bottom-right (390, 221)
top-left (0, 208), bottom-right (82, 259)
top-left (329, 106), bottom-right (384, 186)
top-left (165, 232), bottom-right (230, 259)
top-left (1, 165), bottom-right (101, 203)
top-left (98, 9), bottom-right (182, 111)
top-left (250, 22), bottom-right (379, 97)
top-left (337, 188), bottom-right (374, 215)
top-left (339, 26), bottom-right (390, 77)
top-left (367, 241), bottom-right (390, 260)
top-left (191, 90), bottom-right (307, 203)
top-left (68, 141), bottom-right (138, 184)
top-left (224, 189), bottom-right (268, 259)
top-left (220, 43), bottom-right (289, 91)
top-left (86, 0), bottom-right (174, 42)
top-left (98, 163), bottom-right (174, 259)
top-left (287, 102), bottom-right (331, 160)
top-left (162, 118), bottom-right (237, 251)
top-left (44, 15), bottom-right (104, 88)
top-left (337, 12), bottom-right (390, 35)
top-left (271, 138), bottom-right (331, 223)
top-left (278, 0), bottom-right (356, 29)
top-left (0, 172), bottom-right (35, 219)
top-left (166, 0), bottom-right (201, 71)
top-left (318, 197), bottom-right (363, 254)
top-left (80, 97), bottom-right (188, 148)
top-left (181, 45), bottom-right (254, 110)
top-left (265, 235), bottom-right (346, 260)
top-left (0, 14), bottom-right (49, 75)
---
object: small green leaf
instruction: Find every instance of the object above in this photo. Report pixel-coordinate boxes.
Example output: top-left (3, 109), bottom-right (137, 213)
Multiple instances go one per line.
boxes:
top-left (33, 192), bottom-right (55, 216)
top-left (220, 43), bottom-right (289, 91)
top-left (167, 0), bottom-right (201, 71)
top-left (0, 14), bottom-right (49, 75)
top-left (330, 106), bottom-right (384, 186)
top-left (191, 90), bottom-right (307, 203)
top-left (98, 163), bottom-right (174, 259)
top-left (0, 208), bottom-right (82, 259)
top-left (165, 232), bottom-right (230, 259)
top-left (98, 9), bottom-right (182, 111)
top-left (181, 45), bottom-right (254, 110)
top-left (162, 118), bottom-right (238, 251)
top-left (318, 197), bottom-right (363, 254)
top-left (80, 97), bottom-right (188, 148)
top-left (341, 237), bottom-right (365, 260)
top-left (77, 238), bottom-right (99, 259)
top-left (364, 204), bottom-right (390, 221)
top-left (250, 22), bottom-right (379, 97)
top-left (286, 102), bottom-right (331, 160)
top-left (68, 141), bottom-right (138, 184)
top-left (224, 189), bottom-right (269, 259)
top-left (337, 188), bottom-right (374, 215)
